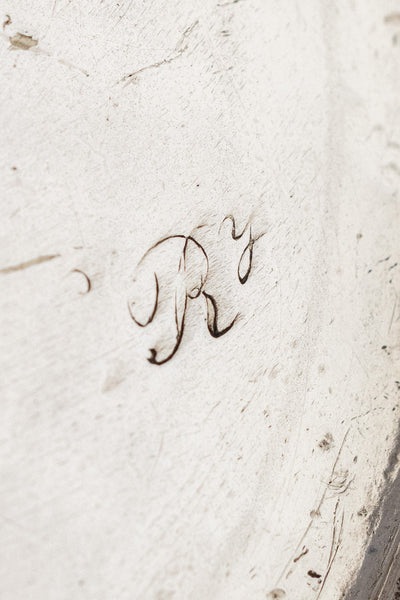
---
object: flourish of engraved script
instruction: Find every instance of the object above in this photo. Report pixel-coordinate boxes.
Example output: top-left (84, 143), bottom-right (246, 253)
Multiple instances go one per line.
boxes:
top-left (127, 216), bottom-right (264, 365)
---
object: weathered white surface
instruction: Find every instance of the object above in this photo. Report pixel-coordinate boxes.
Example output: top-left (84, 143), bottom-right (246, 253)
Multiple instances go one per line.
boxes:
top-left (0, 1), bottom-right (399, 598)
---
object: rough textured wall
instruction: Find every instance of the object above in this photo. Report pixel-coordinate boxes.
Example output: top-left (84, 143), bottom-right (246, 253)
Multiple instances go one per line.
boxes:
top-left (0, 1), bottom-right (399, 599)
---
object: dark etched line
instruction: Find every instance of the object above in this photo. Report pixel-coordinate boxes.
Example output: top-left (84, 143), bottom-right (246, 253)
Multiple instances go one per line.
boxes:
top-left (148, 295), bottom-right (187, 365)
top-left (293, 548), bottom-right (309, 563)
top-left (183, 235), bottom-right (209, 295)
top-left (219, 214), bottom-right (248, 240)
top-left (128, 272), bottom-right (159, 327)
top-left (71, 269), bottom-right (91, 294)
top-left (139, 234), bottom-right (187, 264)
top-left (317, 510), bottom-right (344, 599)
top-left (238, 230), bottom-right (266, 285)
top-left (238, 236), bottom-right (254, 284)
top-left (203, 291), bottom-right (238, 338)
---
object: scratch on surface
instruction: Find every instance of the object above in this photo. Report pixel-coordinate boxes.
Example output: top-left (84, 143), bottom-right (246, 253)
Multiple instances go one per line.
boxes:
top-left (204, 401), bottom-right (221, 422)
top-left (55, 57), bottom-right (89, 77)
top-left (218, 0), bottom-right (246, 6)
top-left (293, 547), bottom-right (309, 563)
top-left (9, 32), bottom-right (38, 50)
top-left (316, 501), bottom-right (345, 599)
top-left (0, 254), bottom-right (60, 274)
top-left (147, 433), bottom-right (165, 483)
top-left (389, 296), bottom-right (398, 333)
top-left (241, 399), bottom-right (251, 413)
top-left (275, 428), bottom-right (350, 586)
top-left (118, 20), bottom-right (199, 85)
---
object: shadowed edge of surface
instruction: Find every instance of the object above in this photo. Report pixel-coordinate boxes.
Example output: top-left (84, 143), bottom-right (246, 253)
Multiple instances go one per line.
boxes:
top-left (344, 424), bottom-right (400, 600)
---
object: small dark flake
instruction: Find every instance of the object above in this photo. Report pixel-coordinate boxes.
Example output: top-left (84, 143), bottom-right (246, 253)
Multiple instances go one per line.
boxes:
top-left (308, 570), bottom-right (322, 579)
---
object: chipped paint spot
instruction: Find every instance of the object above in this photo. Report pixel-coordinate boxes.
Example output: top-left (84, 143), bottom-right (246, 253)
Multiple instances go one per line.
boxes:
top-left (9, 33), bottom-right (38, 51)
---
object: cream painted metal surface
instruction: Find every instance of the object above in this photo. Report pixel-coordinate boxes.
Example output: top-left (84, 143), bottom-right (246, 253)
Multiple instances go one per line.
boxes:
top-left (0, 1), bottom-right (399, 599)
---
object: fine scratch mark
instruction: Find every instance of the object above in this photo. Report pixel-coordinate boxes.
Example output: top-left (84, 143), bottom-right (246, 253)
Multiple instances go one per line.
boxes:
top-left (204, 401), bottom-right (221, 422)
top-left (275, 428), bottom-right (350, 586)
top-left (118, 20), bottom-right (199, 85)
top-left (316, 503), bottom-right (345, 599)
top-left (218, 0), bottom-right (246, 6)
top-left (147, 433), bottom-right (164, 483)
top-left (56, 57), bottom-right (89, 77)
top-left (293, 547), bottom-right (309, 563)
top-left (389, 296), bottom-right (398, 333)
top-left (373, 532), bottom-right (400, 600)
top-left (0, 254), bottom-right (60, 274)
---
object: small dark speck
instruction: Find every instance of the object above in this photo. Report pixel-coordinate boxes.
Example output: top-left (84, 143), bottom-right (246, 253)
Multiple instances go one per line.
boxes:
top-left (389, 263), bottom-right (398, 270)
top-left (318, 432), bottom-right (334, 452)
top-left (11, 166), bottom-right (17, 171)
top-left (368, 269), bottom-right (372, 273)
top-left (368, 546), bottom-right (378, 554)
top-left (356, 233), bottom-right (362, 239)
top-left (308, 570), bottom-right (322, 579)
top-left (382, 345), bottom-right (387, 350)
